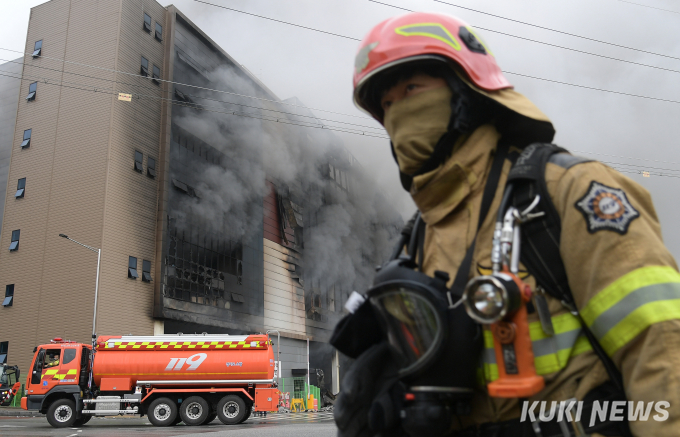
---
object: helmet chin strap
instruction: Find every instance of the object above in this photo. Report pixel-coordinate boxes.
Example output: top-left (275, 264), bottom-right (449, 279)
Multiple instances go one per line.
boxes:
top-left (393, 73), bottom-right (496, 192)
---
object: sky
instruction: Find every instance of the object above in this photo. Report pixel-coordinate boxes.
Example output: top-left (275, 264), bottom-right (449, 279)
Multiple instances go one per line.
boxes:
top-left (1, 0), bottom-right (680, 258)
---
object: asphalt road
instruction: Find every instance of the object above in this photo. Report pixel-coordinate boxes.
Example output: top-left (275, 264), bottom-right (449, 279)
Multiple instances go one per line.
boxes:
top-left (0, 412), bottom-right (338, 437)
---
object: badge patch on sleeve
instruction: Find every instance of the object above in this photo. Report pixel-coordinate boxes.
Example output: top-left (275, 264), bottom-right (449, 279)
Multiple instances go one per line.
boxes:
top-left (575, 181), bottom-right (639, 234)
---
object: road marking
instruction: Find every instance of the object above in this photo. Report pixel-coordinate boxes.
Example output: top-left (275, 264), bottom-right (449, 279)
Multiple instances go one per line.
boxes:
top-left (0, 425), bottom-right (27, 428)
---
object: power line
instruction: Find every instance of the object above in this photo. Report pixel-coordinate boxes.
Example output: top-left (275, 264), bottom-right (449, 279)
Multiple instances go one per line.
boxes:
top-left (6, 70), bottom-right (680, 178)
top-left (187, 0), bottom-right (680, 103)
top-left (609, 0), bottom-right (680, 15)
top-left (0, 47), bottom-right (373, 121)
top-left (571, 149), bottom-right (680, 166)
top-left (1, 56), bottom-right (384, 132)
top-left (502, 70), bottom-right (680, 104)
top-left (0, 69), bottom-right (390, 140)
top-left (193, 0), bottom-right (361, 41)
top-left (429, 0), bottom-right (680, 62)
top-left (600, 160), bottom-right (680, 173)
top-left (370, 0), bottom-right (680, 71)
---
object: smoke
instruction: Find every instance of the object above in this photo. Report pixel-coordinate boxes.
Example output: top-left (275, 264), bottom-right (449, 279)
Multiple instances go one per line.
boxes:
top-left (170, 62), bottom-right (402, 294)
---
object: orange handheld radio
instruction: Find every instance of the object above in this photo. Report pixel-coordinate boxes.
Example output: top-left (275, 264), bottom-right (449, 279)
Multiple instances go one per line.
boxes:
top-left (462, 200), bottom-right (545, 398)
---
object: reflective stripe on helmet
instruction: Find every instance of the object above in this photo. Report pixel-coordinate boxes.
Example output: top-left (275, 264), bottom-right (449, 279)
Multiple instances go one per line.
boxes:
top-left (395, 23), bottom-right (462, 51)
top-left (481, 313), bottom-right (592, 382)
top-left (581, 265), bottom-right (680, 356)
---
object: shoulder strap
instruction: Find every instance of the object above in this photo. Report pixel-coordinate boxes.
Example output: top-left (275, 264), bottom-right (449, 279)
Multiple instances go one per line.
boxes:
top-left (507, 143), bottom-right (571, 301)
top-left (508, 144), bottom-right (627, 397)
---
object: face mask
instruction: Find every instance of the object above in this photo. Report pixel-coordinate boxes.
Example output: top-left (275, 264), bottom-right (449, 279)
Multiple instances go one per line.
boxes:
top-left (383, 87), bottom-right (453, 176)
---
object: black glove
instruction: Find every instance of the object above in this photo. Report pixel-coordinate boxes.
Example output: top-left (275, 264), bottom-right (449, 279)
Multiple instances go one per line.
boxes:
top-left (334, 342), bottom-right (405, 437)
top-left (330, 299), bottom-right (385, 359)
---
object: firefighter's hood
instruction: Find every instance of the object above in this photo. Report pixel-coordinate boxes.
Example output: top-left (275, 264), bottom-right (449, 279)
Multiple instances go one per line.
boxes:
top-left (460, 72), bottom-right (556, 145)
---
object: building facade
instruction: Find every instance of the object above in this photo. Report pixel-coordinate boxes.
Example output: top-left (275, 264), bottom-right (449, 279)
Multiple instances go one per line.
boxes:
top-left (0, 0), bottom-right (399, 394)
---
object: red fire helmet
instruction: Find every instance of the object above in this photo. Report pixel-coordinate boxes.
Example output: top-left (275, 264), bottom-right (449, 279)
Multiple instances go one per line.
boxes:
top-left (353, 12), bottom-right (512, 119)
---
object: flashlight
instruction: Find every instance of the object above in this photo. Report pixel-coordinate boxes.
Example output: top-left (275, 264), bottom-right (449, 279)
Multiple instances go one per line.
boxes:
top-left (462, 270), bottom-right (544, 398)
top-left (463, 274), bottom-right (522, 324)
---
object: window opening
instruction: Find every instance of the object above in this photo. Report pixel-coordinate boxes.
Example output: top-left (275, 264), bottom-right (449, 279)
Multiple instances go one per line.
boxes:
top-left (26, 82), bottom-right (36, 101)
top-left (163, 224), bottom-right (244, 307)
top-left (2, 285), bottom-right (13, 307)
top-left (172, 178), bottom-right (188, 193)
top-left (9, 230), bottom-right (19, 251)
top-left (21, 129), bottom-right (31, 148)
top-left (43, 349), bottom-right (60, 368)
top-left (152, 65), bottom-right (160, 84)
top-left (32, 40), bottom-right (42, 58)
top-left (128, 256), bottom-right (139, 279)
top-left (62, 349), bottom-right (76, 365)
top-left (143, 13), bottom-right (151, 32)
top-left (0, 342), bottom-right (7, 364)
top-left (140, 56), bottom-right (149, 77)
top-left (142, 260), bottom-right (152, 282)
top-left (134, 151), bottom-right (143, 172)
top-left (155, 22), bottom-right (163, 41)
top-left (15, 178), bottom-right (25, 198)
top-left (147, 157), bottom-right (156, 178)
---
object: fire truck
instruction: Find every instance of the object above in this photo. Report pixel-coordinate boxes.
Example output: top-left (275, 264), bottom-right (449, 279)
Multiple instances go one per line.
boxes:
top-left (21, 334), bottom-right (279, 428)
top-left (1, 364), bottom-right (21, 406)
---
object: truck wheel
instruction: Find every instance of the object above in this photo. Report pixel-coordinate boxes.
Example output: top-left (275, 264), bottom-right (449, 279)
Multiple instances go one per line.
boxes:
top-left (46, 399), bottom-right (77, 428)
top-left (217, 395), bottom-right (246, 425)
top-left (148, 397), bottom-right (178, 427)
top-left (238, 405), bottom-right (252, 424)
top-left (74, 415), bottom-right (92, 426)
top-left (179, 396), bottom-right (210, 426)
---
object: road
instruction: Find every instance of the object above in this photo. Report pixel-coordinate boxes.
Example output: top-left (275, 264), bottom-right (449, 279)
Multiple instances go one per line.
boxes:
top-left (0, 412), bottom-right (337, 437)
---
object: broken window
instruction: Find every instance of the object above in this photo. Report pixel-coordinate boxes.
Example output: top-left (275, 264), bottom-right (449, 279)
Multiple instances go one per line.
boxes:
top-left (15, 178), bottom-right (25, 198)
top-left (32, 40), bottom-right (42, 58)
top-left (174, 88), bottom-right (194, 105)
top-left (142, 259), bottom-right (152, 282)
top-left (2, 285), bottom-right (13, 307)
top-left (152, 65), bottom-right (160, 84)
top-left (143, 13), bottom-right (151, 32)
top-left (172, 178), bottom-right (188, 193)
top-left (0, 342), bottom-right (7, 364)
top-left (21, 129), bottom-right (31, 148)
top-left (26, 82), bottom-right (36, 101)
top-left (140, 56), bottom-right (149, 77)
top-left (172, 178), bottom-right (198, 197)
top-left (155, 22), bottom-right (163, 41)
top-left (128, 256), bottom-right (139, 279)
top-left (147, 157), bottom-right (156, 178)
top-left (164, 224), bottom-right (243, 307)
top-left (134, 151), bottom-right (143, 172)
top-left (9, 230), bottom-right (19, 251)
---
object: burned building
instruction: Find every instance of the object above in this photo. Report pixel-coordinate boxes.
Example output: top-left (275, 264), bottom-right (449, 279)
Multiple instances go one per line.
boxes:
top-left (0, 0), bottom-right (401, 391)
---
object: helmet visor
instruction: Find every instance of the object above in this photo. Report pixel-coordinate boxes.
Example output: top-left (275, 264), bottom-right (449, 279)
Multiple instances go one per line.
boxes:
top-left (370, 285), bottom-right (444, 376)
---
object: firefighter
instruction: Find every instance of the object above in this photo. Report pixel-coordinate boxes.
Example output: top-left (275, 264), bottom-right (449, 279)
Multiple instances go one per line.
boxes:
top-left (333, 11), bottom-right (680, 437)
top-left (45, 353), bottom-right (59, 368)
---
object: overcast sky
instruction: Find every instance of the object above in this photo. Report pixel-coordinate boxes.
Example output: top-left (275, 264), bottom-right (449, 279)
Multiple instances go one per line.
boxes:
top-left (2, 0), bottom-right (680, 258)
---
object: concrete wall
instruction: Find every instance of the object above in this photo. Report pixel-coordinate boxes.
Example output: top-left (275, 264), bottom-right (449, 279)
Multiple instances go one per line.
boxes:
top-left (0, 0), bottom-right (166, 373)
top-left (0, 59), bottom-right (21, 235)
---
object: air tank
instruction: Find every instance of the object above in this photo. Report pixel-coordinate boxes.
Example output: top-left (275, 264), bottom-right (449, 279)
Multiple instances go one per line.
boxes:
top-left (92, 334), bottom-right (274, 390)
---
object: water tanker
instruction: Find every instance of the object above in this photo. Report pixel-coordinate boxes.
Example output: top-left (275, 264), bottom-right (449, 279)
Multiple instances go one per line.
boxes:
top-left (21, 334), bottom-right (280, 428)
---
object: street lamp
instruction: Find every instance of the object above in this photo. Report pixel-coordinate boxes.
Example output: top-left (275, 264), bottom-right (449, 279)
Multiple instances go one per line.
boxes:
top-left (58, 234), bottom-right (101, 348)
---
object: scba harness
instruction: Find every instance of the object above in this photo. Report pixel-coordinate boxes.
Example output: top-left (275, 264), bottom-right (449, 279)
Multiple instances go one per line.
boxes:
top-left (434, 143), bottom-right (632, 437)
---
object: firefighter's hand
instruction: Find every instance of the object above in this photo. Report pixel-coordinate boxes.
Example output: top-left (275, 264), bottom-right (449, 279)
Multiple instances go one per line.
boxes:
top-left (334, 342), bottom-right (405, 437)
